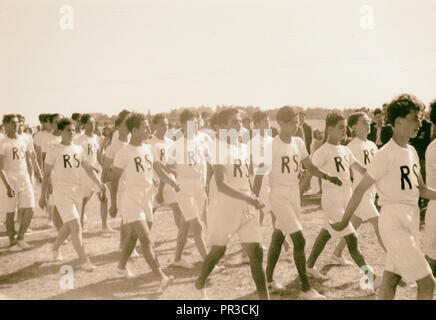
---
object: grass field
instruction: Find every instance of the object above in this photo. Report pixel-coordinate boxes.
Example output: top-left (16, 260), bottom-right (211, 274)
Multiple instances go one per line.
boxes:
top-left (0, 179), bottom-right (430, 300)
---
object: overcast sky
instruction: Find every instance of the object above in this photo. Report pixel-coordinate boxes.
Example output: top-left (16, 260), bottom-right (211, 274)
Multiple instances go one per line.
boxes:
top-left (2, 0), bottom-right (436, 125)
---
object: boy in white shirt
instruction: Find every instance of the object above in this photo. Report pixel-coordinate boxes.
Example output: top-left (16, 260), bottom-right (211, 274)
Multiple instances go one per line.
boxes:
top-left (332, 94), bottom-right (436, 299)
top-left (195, 108), bottom-right (268, 300)
top-left (110, 113), bottom-right (177, 292)
top-left (306, 113), bottom-right (377, 285)
top-left (39, 118), bottom-right (103, 271)
top-left (76, 114), bottom-right (113, 234)
top-left (332, 112), bottom-right (386, 265)
top-left (0, 115), bottom-right (42, 251)
top-left (253, 107), bottom-right (340, 299)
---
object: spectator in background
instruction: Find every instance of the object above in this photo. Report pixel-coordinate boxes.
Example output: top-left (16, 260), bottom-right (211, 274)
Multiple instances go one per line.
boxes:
top-left (0, 124), bottom-right (5, 134)
top-left (368, 107), bottom-right (392, 148)
top-left (299, 111), bottom-right (312, 154)
top-left (271, 126), bottom-right (279, 138)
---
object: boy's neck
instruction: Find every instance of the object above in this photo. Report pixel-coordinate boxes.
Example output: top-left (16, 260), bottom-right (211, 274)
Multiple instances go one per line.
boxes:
top-left (85, 129), bottom-right (93, 137)
top-left (327, 137), bottom-right (340, 145)
top-left (356, 134), bottom-right (367, 141)
top-left (7, 132), bottom-right (17, 139)
top-left (392, 131), bottom-right (409, 148)
top-left (130, 136), bottom-right (142, 146)
top-left (279, 131), bottom-right (292, 143)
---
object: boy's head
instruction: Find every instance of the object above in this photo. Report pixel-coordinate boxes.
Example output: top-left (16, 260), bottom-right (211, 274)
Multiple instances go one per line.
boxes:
top-left (152, 113), bottom-right (169, 137)
top-left (126, 113), bottom-right (150, 140)
top-left (373, 108), bottom-right (383, 125)
top-left (276, 106), bottom-right (299, 136)
top-left (2, 114), bottom-right (19, 134)
top-left (348, 112), bottom-right (371, 137)
top-left (218, 108), bottom-right (242, 131)
top-left (180, 109), bottom-right (199, 136)
top-left (80, 114), bottom-right (96, 133)
top-left (57, 118), bottom-right (75, 142)
top-left (325, 112), bottom-right (346, 142)
top-left (313, 129), bottom-right (323, 141)
top-left (252, 111), bottom-right (270, 131)
top-left (387, 94), bottom-right (424, 138)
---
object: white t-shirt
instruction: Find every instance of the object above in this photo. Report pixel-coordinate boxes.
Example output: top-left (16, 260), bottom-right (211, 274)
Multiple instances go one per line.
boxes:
top-left (148, 135), bottom-right (173, 164)
top-left (167, 135), bottom-right (208, 178)
top-left (45, 143), bottom-right (86, 187)
top-left (105, 138), bottom-right (128, 161)
top-left (113, 144), bottom-right (156, 187)
top-left (250, 134), bottom-right (273, 187)
top-left (42, 133), bottom-right (61, 154)
top-left (111, 130), bottom-right (131, 145)
top-left (347, 138), bottom-right (378, 190)
top-left (367, 139), bottom-right (420, 206)
top-left (0, 135), bottom-right (33, 173)
top-left (268, 136), bottom-right (308, 188)
top-left (75, 134), bottom-right (100, 168)
top-left (425, 139), bottom-right (436, 189)
top-left (212, 140), bottom-right (251, 192)
top-left (312, 142), bottom-right (357, 191)
top-left (33, 130), bottom-right (49, 148)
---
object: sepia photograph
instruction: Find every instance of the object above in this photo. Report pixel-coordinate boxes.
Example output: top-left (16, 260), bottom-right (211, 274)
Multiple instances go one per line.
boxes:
top-left (1, 0), bottom-right (436, 307)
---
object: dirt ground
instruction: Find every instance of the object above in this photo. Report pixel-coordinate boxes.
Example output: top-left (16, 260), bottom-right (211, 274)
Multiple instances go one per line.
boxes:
top-left (0, 179), bottom-right (430, 300)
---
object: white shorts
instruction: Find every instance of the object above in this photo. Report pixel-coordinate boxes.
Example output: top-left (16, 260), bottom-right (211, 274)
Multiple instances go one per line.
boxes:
top-left (322, 186), bottom-right (355, 238)
top-left (162, 183), bottom-right (177, 204)
top-left (208, 189), bottom-right (261, 246)
top-left (354, 189), bottom-right (379, 222)
top-left (424, 200), bottom-right (436, 260)
top-left (81, 170), bottom-right (97, 199)
top-left (119, 185), bottom-right (154, 224)
top-left (3, 173), bottom-right (35, 212)
top-left (380, 203), bottom-right (432, 283)
top-left (175, 176), bottom-right (205, 222)
top-left (270, 185), bottom-right (303, 235)
top-left (53, 185), bottom-right (82, 223)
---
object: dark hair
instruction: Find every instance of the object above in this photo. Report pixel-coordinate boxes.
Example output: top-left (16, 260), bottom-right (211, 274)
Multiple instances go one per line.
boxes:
top-left (152, 113), bottom-right (166, 126)
top-left (218, 108), bottom-right (240, 127)
top-left (38, 114), bottom-right (47, 123)
top-left (125, 113), bottom-right (145, 133)
top-left (276, 106), bottom-right (298, 123)
top-left (115, 110), bottom-right (130, 127)
top-left (325, 112), bottom-right (345, 129)
top-left (80, 114), bottom-right (91, 125)
top-left (71, 113), bottom-right (81, 121)
top-left (48, 113), bottom-right (60, 124)
top-left (252, 111), bottom-right (269, 124)
top-left (17, 114), bottom-right (24, 121)
top-left (180, 109), bottom-right (199, 124)
top-left (348, 112), bottom-right (367, 128)
top-left (2, 114), bottom-right (17, 124)
top-left (429, 99), bottom-right (436, 126)
top-left (387, 94), bottom-right (424, 126)
top-left (57, 118), bottom-right (74, 131)
top-left (373, 108), bottom-right (382, 116)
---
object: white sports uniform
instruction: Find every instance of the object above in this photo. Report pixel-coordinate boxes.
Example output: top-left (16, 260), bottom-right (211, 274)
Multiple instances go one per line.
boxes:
top-left (312, 142), bottom-right (357, 238)
top-left (0, 135), bottom-right (35, 211)
top-left (149, 135), bottom-right (177, 205)
top-left (33, 130), bottom-right (49, 151)
top-left (347, 138), bottom-right (379, 221)
top-left (75, 134), bottom-right (101, 198)
top-left (41, 133), bottom-right (62, 206)
top-left (208, 140), bottom-right (261, 246)
top-left (424, 139), bottom-right (436, 260)
top-left (45, 143), bottom-right (87, 223)
top-left (167, 135), bottom-right (207, 222)
top-left (105, 138), bottom-right (128, 207)
top-left (367, 139), bottom-right (432, 282)
top-left (267, 136), bottom-right (307, 235)
top-left (250, 134), bottom-right (273, 214)
top-left (113, 144), bottom-right (156, 224)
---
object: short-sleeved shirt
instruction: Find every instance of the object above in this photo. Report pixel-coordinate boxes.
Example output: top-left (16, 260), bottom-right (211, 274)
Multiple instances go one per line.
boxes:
top-left (45, 143), bottom-right (86, 187)
top-left (347, 138), bottom-right (378, 189)
top-left (367, 139), bottom-right (420, 206)
top-left (42, 133), bottom-right (61, 155)
top-left (167, 135), bottom-right (208, 178)
top-left (113, 143), bottom-right (156, 187)
top-left (212, 140), bottom-right (251, 192)
top-left (33, 130), bottom-right (49, 148)
top-left (105, 138), bottom-right (128, 161)
top-left (0, 135), bottom-right (33, 173)
top-left (312, 142), bottom-right (357, 191)
top-left (148, 135), bottom-right (173, 164)
top-left (75, 134), bottom-right (100, 167)
top-left (268, 136), bottom-right (308, 188)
